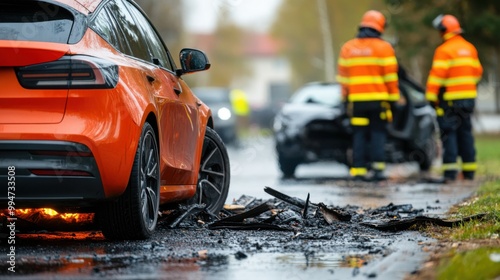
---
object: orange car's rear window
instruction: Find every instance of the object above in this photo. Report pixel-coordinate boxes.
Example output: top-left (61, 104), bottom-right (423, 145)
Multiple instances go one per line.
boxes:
top-left (0, 2), bottom-right (74, 44)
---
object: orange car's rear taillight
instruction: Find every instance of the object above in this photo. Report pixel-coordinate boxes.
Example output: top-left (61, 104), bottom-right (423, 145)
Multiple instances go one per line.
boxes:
top-left (16, 55), bottom-right (118, 89)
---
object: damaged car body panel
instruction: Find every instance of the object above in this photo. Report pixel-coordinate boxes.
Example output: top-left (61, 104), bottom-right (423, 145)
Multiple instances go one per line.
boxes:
top-left (273, 70), bottom-right (439, 178)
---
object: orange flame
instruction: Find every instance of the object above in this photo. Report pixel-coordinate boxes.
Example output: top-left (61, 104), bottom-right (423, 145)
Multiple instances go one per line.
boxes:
top-left (40, 208), bottom-right (58, 217)
top-left (13, 208), bottom-right (93, 223)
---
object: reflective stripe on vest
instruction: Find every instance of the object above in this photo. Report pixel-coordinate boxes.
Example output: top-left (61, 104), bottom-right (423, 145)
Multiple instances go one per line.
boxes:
top-left (351, 117), bottom-right (370, 126)
top-left (350, 167), bottom-right (368, 176)
top-left (425, 35), bottom-right (482, 103)
top-left (372, 162), bottom-right (386, 171)
top-left (462, 162), bottom-right (477, 172)
top-left (442, 163), bottom-right (459, 171)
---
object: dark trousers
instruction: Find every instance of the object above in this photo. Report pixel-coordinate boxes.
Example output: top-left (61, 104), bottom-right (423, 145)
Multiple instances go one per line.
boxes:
top-left (438, 103), bottom-right (476, 180)
top-left (351, 102), bottom-right (387, 173)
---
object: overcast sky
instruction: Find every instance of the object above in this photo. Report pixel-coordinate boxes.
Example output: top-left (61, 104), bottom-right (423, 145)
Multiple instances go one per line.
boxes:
top-left (184, 0), bottom-right (283, 33)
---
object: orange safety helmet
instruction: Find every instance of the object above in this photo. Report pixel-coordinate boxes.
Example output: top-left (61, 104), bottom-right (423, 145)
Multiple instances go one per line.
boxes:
top-left (359, 10), bottom-right (387, 33)
top-left (432, 14), bottom-right (463, 35)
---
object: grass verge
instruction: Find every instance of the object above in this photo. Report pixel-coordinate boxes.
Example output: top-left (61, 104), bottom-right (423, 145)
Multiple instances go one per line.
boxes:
top-left (450, 134), bottom-right (500, 241)
top-left (411, 134), bottom-right (500, 280)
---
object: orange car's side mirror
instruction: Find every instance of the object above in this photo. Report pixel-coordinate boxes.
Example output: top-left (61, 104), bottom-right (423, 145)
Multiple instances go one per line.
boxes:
top-left (177, 48), bottom-right (211, 76)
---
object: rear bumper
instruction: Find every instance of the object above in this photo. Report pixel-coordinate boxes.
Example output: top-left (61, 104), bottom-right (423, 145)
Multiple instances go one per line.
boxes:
top-left (0, 140), bottom-right (105, 208)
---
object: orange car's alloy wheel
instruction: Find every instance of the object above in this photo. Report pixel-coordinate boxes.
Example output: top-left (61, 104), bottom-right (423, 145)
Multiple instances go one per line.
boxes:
top-left (139, 125), bottom-right (160, 232)
top-left (192, 127), bottom-right (230, 214)
top-left (98, 122), bottom-right (160, 240)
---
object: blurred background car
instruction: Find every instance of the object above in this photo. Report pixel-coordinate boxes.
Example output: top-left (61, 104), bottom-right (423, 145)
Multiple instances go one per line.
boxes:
top-left (193, 87), bottom-right (238, 145)
top-left (273, 70), bottom-right (439, 178)
top-left (0, 0), bottom-right (230, 240)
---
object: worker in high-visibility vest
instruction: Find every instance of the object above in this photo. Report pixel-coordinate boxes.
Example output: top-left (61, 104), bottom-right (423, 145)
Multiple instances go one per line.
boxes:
top-left (230, 89), bottom-right (251, 139)
top-left (337, 10), bottom-right (400, 181)
top-left (426, 14), bottom-right (483, 182)
top-left (230, 89), bottom-right (250, 117)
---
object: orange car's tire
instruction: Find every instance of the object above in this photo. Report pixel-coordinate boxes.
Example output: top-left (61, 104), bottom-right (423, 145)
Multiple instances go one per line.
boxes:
top-left (98, 122), bottom-right (160, 240)
top-left (189, 126), bottom-right (230, 215)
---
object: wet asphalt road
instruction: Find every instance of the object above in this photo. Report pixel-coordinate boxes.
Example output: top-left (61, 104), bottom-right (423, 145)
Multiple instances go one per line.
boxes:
top-left (227, 135), bottom-right (474, 214)
top-left (1, 135), bottom-right (478, 280)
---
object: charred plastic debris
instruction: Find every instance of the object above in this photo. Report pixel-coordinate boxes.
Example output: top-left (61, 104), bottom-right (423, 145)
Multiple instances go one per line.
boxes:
top-left (1, 186), bottom-right (485, 236)
top-left (163, 187), bottom-right (486, 234)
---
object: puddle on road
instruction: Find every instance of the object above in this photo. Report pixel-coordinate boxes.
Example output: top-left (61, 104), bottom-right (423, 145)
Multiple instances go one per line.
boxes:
top-left (3, 251), bottom-right (374, 279)
top-left (195, 252), bottom-right (373, 279)
top-left (202, 252), bottom-right (362, 270)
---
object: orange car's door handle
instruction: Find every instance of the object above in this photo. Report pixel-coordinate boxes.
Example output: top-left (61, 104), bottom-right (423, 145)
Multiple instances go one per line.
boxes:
top-left (172, 80), bottom-right (182, 95)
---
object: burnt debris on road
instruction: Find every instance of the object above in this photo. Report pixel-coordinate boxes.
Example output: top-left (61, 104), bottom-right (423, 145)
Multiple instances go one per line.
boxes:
top-left (162, 186), bottom-right (486, 235)
top-left (0, 185), bottom-right (487, 279)
top-left (1, 186), bottom-right (485, 236)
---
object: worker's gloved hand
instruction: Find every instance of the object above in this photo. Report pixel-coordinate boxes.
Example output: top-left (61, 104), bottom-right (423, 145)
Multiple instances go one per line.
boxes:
top-left (386, 105), bottom-right (393, 123)
top-left (435, 106), bottom-right (445, 117)
top-left (380, 102), bottom-right (393, 123)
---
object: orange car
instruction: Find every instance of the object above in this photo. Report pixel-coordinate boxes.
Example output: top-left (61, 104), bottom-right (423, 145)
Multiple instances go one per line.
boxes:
top-left (0, 0), bottom-right (230, 240)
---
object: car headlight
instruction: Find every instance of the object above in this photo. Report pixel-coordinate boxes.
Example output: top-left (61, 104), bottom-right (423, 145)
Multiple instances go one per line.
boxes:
top-left (273, 114), bottom-right (291, 132)
top-left (217, 107), bottom-right (232, 121)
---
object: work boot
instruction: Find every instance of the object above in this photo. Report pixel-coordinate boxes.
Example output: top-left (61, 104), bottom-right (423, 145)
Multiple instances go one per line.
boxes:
top-left (462, 171), bottom-right (475, 181)
top-left (352, 175), bottom-right (365, 182)
top-left (371, 170), bottom-right (386, 182)
top-left (443, 170), bottom-right (457, 184)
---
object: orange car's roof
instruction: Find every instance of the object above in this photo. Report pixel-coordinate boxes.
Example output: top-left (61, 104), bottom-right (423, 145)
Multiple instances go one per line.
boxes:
top-left (53, 0), bottom-right (102, 14)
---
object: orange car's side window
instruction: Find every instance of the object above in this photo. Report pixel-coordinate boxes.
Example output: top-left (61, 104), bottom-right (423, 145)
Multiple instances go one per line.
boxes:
top-left (123, 0), bottom-right (175, 72)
